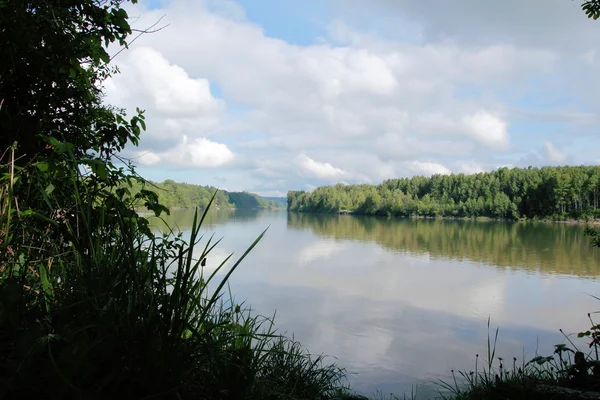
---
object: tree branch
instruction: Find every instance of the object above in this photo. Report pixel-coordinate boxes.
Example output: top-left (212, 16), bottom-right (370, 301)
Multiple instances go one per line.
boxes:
top-left (111, 14), bottom-right (169, 60)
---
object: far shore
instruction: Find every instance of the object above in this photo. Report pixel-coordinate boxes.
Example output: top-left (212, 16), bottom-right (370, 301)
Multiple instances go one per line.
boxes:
top-left (293, 210), bottom-right (600, 225)
top-left (136, 206), bottom-right (286, 214)
top-left (137, 206), bottom-right (600, 226)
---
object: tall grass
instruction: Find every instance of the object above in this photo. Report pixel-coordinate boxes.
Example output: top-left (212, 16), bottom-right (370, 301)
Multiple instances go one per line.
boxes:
top-left (438, 317), bottom-right (600, 400)
top-left (0, 152), bottom-right (350, 399)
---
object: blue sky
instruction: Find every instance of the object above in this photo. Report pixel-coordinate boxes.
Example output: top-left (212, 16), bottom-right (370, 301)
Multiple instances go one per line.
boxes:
top-left (105, 0), bottom-right (600, 196)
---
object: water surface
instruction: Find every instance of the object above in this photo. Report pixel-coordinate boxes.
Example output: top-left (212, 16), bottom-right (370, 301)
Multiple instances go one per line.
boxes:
top-left (153, 210), bottom-right (600, 398)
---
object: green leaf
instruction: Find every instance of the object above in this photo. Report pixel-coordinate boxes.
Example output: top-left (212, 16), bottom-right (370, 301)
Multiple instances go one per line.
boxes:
top-left (38, 263), bottom-right (54, 303)
top-left (35, 162), bottom-right (49, 172)
top-left (116, 8), bottom-right (128, 19)
top-left (89, 159), bottom-right (108, 180)
top-left (47, 137), bottom-right (74, 155)
top-left (98, 48), bottom-right (110, 64)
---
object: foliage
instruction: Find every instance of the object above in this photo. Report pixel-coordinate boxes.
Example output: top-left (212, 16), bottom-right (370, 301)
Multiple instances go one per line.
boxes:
top-left (0, 0), bottom-right (141, 162)
top-left (0, 0), bottom-right (164, 255)
top-left (288, 166), bottom-right (600, 221)
top-left (582, 0), bottom-right (600, 19)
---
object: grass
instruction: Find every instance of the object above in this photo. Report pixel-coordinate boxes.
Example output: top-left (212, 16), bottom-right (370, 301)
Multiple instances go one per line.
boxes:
top-left (0, 150), bottom-right (352, 399)
top-left (437, 318), bottom-right (600, 400)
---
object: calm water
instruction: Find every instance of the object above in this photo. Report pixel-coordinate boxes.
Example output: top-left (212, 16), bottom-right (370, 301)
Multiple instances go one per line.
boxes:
top-left (153, 209), bottom-right (600, 398)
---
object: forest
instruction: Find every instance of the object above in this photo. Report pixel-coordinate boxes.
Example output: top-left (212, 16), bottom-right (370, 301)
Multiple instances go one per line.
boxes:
top-left (287, 165), bottom-right (600, 220)
top-left (128, 179), bottom-right (286, 210)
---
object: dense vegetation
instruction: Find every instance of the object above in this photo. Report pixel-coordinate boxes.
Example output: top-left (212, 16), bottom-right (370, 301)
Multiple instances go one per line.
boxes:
top-left (288, 166), bottom-right (600, 220)
top-left (0, 1), bottom-right (347, 399)
top-left (128, 179), bottom-right (285, 210)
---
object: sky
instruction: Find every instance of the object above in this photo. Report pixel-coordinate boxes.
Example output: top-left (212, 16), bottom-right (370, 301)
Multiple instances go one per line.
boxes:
top-left (104, 0), bottom-right (600, 197)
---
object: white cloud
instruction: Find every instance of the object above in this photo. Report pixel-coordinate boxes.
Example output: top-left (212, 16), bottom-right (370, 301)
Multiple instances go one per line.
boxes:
top-left (462, 111), bottom-right (509, 149)
top-left (181, 137), bottom-right (235, 167)
top-left (135, 137), bottom-right (235, 168)
top-left (100, 0), bottom-right (599, 191)
top-left (340, 0), bottom-right (599, 53)
top-left (296, 154), bottom-right (348, 180)
top-left (544, 141), bottom-right (567, 163)
top-left (303, 47), bottom-right (398, 98)
top-left (123, 3), bottom-right (535, 147)
top-left (104, 45), bottom-right (224, 158)
top-left (375, 133), bottom-right (474, 160)
top-left (405, 161), bottom-right (452, 176)
top-left (106, 47), bottom-right (222, 117)
top-left (135, 151), bottom-right (161, 166)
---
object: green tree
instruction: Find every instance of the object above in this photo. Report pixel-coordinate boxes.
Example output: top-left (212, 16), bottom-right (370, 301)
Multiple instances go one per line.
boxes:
top-left (0, 0), bottom-right (144, 162)
top-left (0, 0), bottom-right (169, 231)
top-left (288, 166), bottom-right (600, 220)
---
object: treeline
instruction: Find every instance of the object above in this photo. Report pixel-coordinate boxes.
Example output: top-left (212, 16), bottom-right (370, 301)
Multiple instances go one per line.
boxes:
top-left (288, 166), bottom-right (600, 220)
top-left (129, 179), bottom-right (285, 210)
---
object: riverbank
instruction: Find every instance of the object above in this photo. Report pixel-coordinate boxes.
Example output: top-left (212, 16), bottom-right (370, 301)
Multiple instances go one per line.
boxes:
top-left (135, 205), bottom-right (286, 215)
top-left (295, 210), bottom-right (600, 225)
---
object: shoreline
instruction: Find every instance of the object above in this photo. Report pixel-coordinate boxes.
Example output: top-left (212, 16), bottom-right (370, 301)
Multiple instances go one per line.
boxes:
top-left (136, 206), bottom-right (287, 214)
top-left (138, 206), bottom-right (600, 225)
top-left (290, 210), bottom-right (600, 225)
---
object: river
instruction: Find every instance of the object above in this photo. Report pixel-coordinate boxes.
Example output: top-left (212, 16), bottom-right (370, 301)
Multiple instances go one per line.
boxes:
top-left (153, 209), bottom-right (600, 398)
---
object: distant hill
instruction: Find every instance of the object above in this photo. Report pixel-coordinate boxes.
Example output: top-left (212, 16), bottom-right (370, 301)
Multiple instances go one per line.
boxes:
top-left (227, 192), bottom-right (286, 210)
top-left (261, 197), bottom-right (287, 209)
top-left (127, 179), bottom-right (285, 210)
